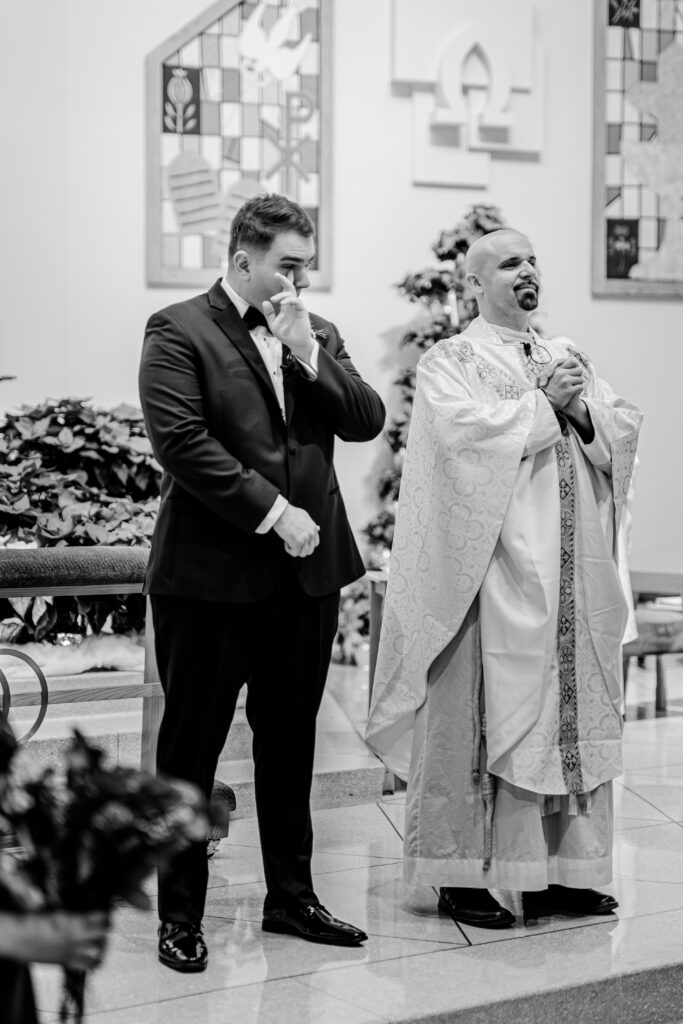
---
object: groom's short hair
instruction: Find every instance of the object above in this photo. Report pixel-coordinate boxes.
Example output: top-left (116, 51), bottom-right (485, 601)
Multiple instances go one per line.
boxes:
top-left (229, 193), bottom-right (315, 258)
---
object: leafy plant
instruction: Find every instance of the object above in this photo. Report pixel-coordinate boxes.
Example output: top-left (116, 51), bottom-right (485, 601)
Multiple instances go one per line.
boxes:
top-left (362, 205), bottom-right (506, 567)
top-left (0, 398), bottom-right (161, 643)
top-left (0, 593), bottom-right (147, 646)
top-left (334, 580), bottom-right (370, 665)
top-left (397, 267), bottom-right (454, 304)
top-left (0, 398), bottom-right (160, 547)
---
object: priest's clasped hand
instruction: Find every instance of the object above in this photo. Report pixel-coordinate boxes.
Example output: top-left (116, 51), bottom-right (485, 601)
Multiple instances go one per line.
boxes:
top-left (538, 357), bottom-right (585, 412)
top-left (262, 272), bottom-right (316, 364)
top-left (539, 357), bottom-right (594, 442)
top-left (273, 504), bottom-right (320, 558)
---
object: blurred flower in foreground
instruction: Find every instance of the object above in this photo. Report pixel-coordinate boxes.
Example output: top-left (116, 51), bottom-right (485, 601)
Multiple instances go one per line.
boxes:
top-left (0, 728), bottom-right (208, 1022)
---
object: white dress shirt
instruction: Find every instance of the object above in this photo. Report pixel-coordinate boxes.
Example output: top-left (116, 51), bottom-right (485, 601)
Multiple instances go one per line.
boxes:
top-left (220, 277), bottom-right (320, 534)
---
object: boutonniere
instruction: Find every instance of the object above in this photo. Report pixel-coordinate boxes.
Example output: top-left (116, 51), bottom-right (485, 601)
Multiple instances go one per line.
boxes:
top-left (312, 327), bottom-right (328, 340)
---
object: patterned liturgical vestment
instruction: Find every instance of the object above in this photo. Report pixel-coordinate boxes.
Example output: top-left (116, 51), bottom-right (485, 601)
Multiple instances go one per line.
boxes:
top-left (365, 316), bottom-right (642, 890)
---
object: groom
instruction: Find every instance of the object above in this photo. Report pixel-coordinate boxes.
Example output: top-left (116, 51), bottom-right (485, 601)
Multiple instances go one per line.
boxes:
top-left (139, 193), bottom-right (385, 970)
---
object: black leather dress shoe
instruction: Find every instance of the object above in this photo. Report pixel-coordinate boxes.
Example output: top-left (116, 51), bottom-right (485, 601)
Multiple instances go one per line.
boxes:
top-left (438, 887), bottom-right (515, 929)
top-left (158, 921), bottom-right (208, 972)
top-left (262, 904), bottom-right (368, 946)
top-left (523, 884), bottom-right (618, 923)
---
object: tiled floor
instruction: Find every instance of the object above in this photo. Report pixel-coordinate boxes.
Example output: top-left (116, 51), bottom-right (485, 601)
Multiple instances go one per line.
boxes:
top-left (31, 656), bottom-right (683, 1023)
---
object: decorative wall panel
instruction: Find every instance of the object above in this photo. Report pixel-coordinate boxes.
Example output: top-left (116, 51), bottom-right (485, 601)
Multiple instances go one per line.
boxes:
top-left (593, 0), bottom-right (683, 296)
top-left (146, 0), bottom-right (331, 288)
top-left (392, 0), bottom-right (544, 189)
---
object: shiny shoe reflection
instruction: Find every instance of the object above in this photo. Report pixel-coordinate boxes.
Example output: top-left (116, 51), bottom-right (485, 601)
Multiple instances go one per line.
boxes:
top-left (438, 887), bottom-right (515, 929)
top-left (523, 885), bottom-right (618, 924)
top-left (158, 921), bottom-right (208, 971)
top-left (262, 904), bottom-right (368, 946)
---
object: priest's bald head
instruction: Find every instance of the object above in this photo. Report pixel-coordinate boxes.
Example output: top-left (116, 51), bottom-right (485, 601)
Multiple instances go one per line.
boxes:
top-left (465, 229), bottom-right (540, 331)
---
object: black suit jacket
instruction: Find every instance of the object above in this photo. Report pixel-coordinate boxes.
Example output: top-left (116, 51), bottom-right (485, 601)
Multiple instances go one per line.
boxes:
top-left (139, 280), bottom-right (385, 602)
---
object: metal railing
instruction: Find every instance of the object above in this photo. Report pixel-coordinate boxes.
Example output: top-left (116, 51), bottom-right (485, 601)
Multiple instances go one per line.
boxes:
top-left (0, 547), bottom-right (162, 771)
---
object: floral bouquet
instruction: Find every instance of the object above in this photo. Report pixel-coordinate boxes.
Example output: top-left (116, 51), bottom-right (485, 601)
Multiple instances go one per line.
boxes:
top-left (0, 727), bottom-right (208, 1022)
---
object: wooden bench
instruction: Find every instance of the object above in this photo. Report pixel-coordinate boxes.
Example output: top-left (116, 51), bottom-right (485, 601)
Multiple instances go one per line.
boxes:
top-left (623, 570), bottom-right (683, 713)
top-left (0, 546), bottom-right (163, 771)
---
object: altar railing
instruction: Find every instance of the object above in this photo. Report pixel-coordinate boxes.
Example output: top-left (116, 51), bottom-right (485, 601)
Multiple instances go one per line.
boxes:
top-left (0, 547), bottom-right (162, 771)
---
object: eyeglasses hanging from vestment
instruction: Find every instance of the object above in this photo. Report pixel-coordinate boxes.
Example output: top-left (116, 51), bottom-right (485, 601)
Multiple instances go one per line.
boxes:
top-left (522, 339), bottom-right (552, 365)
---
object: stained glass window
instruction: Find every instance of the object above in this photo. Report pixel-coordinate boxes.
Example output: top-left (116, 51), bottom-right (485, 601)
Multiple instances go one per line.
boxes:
top-left (593, 0), bottom-right (683, 296)
top-left (146, 0), bottom-right (331, 287)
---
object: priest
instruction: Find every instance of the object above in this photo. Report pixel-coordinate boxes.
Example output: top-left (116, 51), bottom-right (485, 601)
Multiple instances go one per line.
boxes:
top-left (365, 229), bottom-right (642, 928)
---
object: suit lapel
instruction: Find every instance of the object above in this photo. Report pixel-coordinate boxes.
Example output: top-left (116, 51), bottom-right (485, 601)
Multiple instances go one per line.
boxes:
top-left (208, 280), bottom-right (285, 426)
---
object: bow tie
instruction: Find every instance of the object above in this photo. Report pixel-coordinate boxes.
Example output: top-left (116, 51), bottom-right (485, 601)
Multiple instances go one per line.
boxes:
top-left (243, 305), bottom-right (296, 376)
top-left (243, 305), bottom-right (269, 331)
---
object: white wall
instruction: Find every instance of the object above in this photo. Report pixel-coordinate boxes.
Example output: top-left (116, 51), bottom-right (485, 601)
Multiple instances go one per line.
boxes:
top-left (1, 0), bottom-right (680, 571)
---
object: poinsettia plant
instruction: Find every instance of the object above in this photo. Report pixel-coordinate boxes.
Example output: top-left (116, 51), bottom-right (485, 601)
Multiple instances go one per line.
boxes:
top-left (0, 397), bottom-right (160, 546)
top-left (0, 398), bottom-right (161, 643)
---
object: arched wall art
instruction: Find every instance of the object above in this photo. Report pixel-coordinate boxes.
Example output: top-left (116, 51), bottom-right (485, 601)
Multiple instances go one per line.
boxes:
top-left (146, 0), bottom-right (332, 288)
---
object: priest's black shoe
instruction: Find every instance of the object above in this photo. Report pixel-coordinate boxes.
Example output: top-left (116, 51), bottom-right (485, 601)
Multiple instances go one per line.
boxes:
top-left (262, 904), bottom-right (368, 946)
top-left (158, 921), bottom-right (208, 972)
top-left (523, 884), bottom-right (618, 923)
top-left (438, 887), bottom-right (515, 929)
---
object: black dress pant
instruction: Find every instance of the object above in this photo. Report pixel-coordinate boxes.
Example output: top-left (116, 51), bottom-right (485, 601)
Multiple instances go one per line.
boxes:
top-left (151, 569), bottom-right (340, 926)
top-left (0, 960), bottom-right (37, 1024)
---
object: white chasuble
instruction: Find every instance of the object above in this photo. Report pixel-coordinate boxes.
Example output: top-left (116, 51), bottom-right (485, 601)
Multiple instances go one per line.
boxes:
top-left (365, 317), bottom-right (642, 798)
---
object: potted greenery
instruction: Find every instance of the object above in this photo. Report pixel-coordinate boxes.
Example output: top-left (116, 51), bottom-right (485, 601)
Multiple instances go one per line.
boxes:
top-left (0, 398), bottom-right (160, 650)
